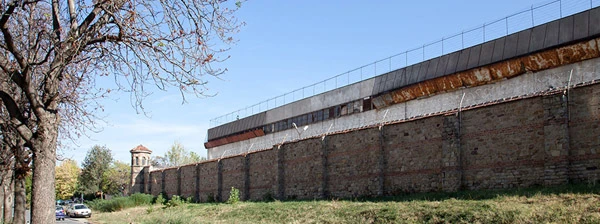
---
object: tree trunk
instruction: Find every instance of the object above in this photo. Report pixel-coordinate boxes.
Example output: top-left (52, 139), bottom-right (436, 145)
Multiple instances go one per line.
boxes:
top-left (30, 112), bottom-right (59, 224)
top-left (13, 172), bottom-right (26, 224)
top-left (3, 174), bottom-right (13, 224)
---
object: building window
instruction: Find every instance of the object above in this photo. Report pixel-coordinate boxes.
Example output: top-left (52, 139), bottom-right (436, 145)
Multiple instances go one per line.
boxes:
top-left (142, 157), bottom-right (146, 166)
top-left (136, 157), bottom-right (139, 166)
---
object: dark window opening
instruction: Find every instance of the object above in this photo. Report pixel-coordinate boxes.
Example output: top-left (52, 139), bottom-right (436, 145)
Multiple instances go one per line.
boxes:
top-left (363, 97), bottom-right (372, 111)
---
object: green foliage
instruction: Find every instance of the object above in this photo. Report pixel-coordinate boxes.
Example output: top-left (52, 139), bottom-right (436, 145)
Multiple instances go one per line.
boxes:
top-left (90, 184), bottom-right (600, 223)
top-left (206, 193), bottom-right (216, 203)
top-left (226, 187), bottom-right (240, 204)
top-left (165, 195), bottom-right (186, 208)
top-left (154, 193), bottom-right (166, 205)
top-left (87, 193), bottom-right (154, 212)
top-left (186, 196), bottom-right (194, 203)
top-left (151, 141), bottom-right (206, 168)
top-left (55, 159), bottom-right (80, 200)
top-left (102, 161), bottom-right (130, 195)
top-left (146, 206), bottom-right (154, 214)
top-left (78, 145), bottom-right (113, 194)
top-left (129, 193), bottom-right (154, 205)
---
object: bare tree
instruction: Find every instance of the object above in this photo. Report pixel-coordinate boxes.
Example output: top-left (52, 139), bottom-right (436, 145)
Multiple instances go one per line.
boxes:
top-left (0, 0), bottom-right (243, 222)
top-left (0, 123), bottom-right (29, 224)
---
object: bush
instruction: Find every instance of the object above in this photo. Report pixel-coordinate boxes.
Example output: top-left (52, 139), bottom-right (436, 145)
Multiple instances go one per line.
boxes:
top-left (154, 194), bottom-right (166, 205)
top-left (226, 187), bottom-right (240, 204)
top-left (87, 193), bottom-right (154, 212)
top-left (165, 195), bottom-right (186, 208)
top-left (129, 193), bottom-right (154, 205)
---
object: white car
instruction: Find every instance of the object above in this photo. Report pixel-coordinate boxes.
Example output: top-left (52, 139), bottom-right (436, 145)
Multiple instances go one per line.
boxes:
top-left (66, 204), bottom-right (92, 218)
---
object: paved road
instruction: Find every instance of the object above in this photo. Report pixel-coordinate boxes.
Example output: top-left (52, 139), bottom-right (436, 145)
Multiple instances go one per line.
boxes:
top-left (25, 210), bottom-right (90, 224)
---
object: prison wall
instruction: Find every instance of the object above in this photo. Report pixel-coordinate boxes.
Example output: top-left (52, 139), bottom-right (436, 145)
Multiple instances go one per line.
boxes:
top-left (140, 81), bottom-right (600, 202)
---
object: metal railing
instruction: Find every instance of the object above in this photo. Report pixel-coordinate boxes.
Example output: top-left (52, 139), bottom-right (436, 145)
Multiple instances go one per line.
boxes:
top-left (210, 0), bottom-right (599, 128)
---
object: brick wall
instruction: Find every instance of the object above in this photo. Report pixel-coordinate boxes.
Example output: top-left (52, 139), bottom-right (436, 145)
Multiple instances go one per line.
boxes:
top-left (461, 98), bottom-right (546, 189)
top-left (221, 156), bottom-right (245, 201)
top-left (180, 164), bottom-right (196, 199)
top-left (568, 85), bottom-right (600, 183)
top-left (149, 171), bottom-right (161, 196)
top-left (163, 168), bottom-right (178, 198)
top-left (140, 82), bottom-right (600, 201)
top-left (247, 149), bottom-right (277, 201)
top-left (328, 128), bottom-right (380, 198)
top-left (383, 116), bottom-right (444, 194)
top-left (282, 138), bottom-right (323, 200)
top-left (197, 161), bottom-right (219, 202)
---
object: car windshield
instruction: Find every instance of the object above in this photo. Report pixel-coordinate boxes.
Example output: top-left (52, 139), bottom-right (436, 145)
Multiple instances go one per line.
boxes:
top-left (74, 205), bottom-right (88, 209)
top-left (55, 207), bottom-right (62, 211)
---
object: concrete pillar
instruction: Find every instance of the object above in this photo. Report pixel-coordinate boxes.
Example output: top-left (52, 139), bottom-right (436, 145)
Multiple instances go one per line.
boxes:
top-left (161, 171), bottom-right (166, 195)
top-left (243, 155), bottom-right (250, 201)
top-left (276, 145), bottom-right (285, 200)
top-left (195, 164), bottom-right (201, 202)
top-left (177, 168), bottom-right (182, 196)
top-left (441, 114), bottom-right (462, 192)
top-left (321, 138), bottom-right (329, 199)
top-left (542, 94), bottom-right (570, 185)
top-left (377, 128), bottom-right (386, 196)
top-left (217, 160), bottom-right (223, 202)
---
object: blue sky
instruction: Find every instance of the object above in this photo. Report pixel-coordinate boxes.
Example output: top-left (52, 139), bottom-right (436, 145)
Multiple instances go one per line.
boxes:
top-left (63, 0), bottom-right (575, 165)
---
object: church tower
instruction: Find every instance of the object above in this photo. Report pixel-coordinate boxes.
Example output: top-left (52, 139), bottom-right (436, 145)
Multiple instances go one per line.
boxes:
top-left (130, 145), bottom-right (152, 194)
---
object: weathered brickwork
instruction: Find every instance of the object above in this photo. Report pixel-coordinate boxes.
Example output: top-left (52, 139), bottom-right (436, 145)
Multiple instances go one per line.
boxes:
top-left (149, 171), bottom-right (161, 196)
top-left (328, 128), bottom-right (380, 198)
top-left (197, 161), bottom-right (218, 202)
top-left (568, 85), bottom-right (600, 183)
top-left (461, 98), bottom-right (546, 189)
top-left (383, 116), bottom-right (444, 194)
top-left (137, 83), bottom-right (600, 202)
top-left (163, 168), bottom-right (178, 198)
top-left (282, 139), bottom-right (323, 200)
top-left (179, 164), bottom-right (196, 199)
top-left (221, 156), bottom-right (245, 201)
top-left (247, 149), bottom-right (277, 201)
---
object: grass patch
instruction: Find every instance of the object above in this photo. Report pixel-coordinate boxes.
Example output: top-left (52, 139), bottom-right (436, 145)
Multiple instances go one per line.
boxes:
top-left (88, 184), bottom-right (600, 223)
top-left (87, 193), bottom-right (154, 212)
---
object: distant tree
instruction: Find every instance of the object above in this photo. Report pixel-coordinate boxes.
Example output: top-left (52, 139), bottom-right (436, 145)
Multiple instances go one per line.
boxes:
top-left (152, 142), bottom-right (205, 168)
top-left (101, 161), bottom-right (130, 196)
top-left (78, 145), bottom-right (113, 194)
top-left (55, 159), bottom-right (79, 200)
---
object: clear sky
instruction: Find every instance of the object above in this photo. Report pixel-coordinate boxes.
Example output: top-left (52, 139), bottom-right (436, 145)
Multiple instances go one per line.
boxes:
top-left (63, 0), bottom-right (576, 165)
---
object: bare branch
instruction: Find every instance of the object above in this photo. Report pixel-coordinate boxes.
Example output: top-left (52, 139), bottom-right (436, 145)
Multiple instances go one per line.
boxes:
top-left (68, 0), bottom-right (77, 36)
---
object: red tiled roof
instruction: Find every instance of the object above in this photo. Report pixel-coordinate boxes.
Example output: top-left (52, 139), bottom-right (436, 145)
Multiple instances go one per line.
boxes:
top-left (130, 145), bottom-right (152, 153)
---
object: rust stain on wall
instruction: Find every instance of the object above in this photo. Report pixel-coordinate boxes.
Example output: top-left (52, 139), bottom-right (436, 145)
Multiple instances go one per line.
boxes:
top-left (375, 37), bottom-right (600, 108)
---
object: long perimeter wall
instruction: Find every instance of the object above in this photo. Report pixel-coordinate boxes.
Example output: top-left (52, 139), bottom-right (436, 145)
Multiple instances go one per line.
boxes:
top-left (137, 77), bottom-right (600, 201)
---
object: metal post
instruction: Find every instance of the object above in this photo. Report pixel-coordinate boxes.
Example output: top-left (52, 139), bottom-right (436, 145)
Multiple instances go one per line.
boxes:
top-left (461, 31), bottom-right (464, 49)
top-left (483, 24), bottom-right (486, 42)
top-left (360, 67), bottom-right (363, 80)
top-left (505, 17), bottom-right (509, 35)
top-left (441, 38), bottom-right (444, 54)
top-left (559, 0), bottom-right (562, 18)
top-left (531, 5), bottom-right (535, 26)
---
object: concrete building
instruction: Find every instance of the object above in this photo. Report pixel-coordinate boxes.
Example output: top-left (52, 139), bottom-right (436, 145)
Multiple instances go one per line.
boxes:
top-left (205, 5), bottom-right (600, 160)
